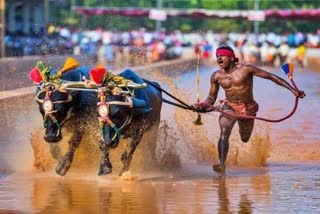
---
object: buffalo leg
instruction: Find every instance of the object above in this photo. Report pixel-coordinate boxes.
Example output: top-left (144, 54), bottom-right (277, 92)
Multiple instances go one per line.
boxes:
top-left (98, 141), bottom-right (112, 176)
top-left (120, 132), bottom-right (143, 176)
top-left (49, 144), bottom-right (62, 160)
top-left (145, 121), bottom-right (160, 166)
top-left (56, 129), bottom-right (83, 176)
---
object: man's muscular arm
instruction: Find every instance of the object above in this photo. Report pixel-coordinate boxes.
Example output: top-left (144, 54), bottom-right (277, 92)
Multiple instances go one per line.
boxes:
top-left (192, 72), bottom-right (219, 112)
top-left (204, 72), bottom-right (220, 104)
top-left (248, 65), bottom-right (305, 98)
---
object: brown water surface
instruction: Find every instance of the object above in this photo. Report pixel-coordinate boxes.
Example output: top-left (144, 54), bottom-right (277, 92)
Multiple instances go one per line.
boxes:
top-left (0, 65), bottom-right (319, 213)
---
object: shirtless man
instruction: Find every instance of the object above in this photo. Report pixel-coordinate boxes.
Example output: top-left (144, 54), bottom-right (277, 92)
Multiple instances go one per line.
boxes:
top-left (194, 45), bottom-right (305, 174)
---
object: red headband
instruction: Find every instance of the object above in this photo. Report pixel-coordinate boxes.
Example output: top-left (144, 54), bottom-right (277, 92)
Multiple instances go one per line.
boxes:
top-left (216, 49), bottom-right (239, 62)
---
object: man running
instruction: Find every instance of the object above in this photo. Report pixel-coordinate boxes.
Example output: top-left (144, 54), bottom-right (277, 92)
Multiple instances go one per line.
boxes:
top-left (194, 45), bottom-right (305, 174)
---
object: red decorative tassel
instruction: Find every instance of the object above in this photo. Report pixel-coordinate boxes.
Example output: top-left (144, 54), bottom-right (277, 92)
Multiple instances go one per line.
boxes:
top-left (90, 67), bottom-right (106, 85)
top-left (29, 68), bottom-right (43, 84)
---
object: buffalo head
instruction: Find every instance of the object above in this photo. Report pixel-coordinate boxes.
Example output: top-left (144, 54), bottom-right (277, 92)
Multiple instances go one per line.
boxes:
top-left (29, 58), bottom-right (80, 143)
top-left (35, 84), bottom-right (74, 143)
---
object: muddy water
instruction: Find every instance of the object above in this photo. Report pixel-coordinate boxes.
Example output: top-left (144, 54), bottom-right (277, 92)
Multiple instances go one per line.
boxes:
top-left (0, 66), bottom-right (319, 213)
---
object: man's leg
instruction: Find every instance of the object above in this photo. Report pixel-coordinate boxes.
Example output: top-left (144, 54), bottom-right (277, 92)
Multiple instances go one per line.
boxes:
top-left (213, 114), bottom-right (236, 173)
top-left (238, 119), bottom-right (255, 142)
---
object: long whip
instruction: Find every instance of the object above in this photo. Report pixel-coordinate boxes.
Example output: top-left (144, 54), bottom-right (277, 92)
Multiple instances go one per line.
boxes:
top-left (196, 50), bottom-right (201, 103)
top-left (193, 50), bottom-right (203, 125)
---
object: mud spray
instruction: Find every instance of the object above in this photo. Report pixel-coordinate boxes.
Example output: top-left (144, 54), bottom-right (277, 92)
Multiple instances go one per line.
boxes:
top-left (0, 94), bottom-right (39, 175)
top-left (1, 68), bottom-right (272, 177)
top-left (138, 68), bottom-right (272, 170)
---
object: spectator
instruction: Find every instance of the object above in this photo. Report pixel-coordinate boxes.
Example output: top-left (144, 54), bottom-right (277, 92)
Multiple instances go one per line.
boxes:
top-left (278, 41), bottom-right (290, 64)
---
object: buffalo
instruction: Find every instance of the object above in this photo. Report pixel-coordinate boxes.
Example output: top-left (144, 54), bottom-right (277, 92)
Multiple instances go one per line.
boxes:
top-left (30, 58), bottom-right (97, 175)
top-left (30, 58), bottom-right (162, 176)
top-left (91, 68), bottom-right (162, 175)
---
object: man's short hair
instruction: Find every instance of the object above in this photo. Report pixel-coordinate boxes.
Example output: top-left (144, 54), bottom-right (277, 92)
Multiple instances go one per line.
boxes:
top-left (217, 45), bottom-right (234, 52)
top-left (216, 44), bottom-right (239, 62)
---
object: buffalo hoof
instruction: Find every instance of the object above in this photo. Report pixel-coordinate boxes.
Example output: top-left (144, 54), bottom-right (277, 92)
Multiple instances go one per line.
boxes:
top-left (98, 158), bottom-right (112, 176)
top-left (56, 156), bottom-right (72, 176)
top-left (119, 167), bottom-right (129, 176)
top-left (98, 165), bottom-right (112, 176)
top-left (212, 164), bottom-right (226, 175)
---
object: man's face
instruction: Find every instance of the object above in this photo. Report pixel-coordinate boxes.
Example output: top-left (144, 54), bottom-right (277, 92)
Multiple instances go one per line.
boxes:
top-left (216, 54), bottom-right (233, 69)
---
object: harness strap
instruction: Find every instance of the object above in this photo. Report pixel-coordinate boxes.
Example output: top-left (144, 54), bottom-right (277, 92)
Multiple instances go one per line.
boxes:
top-left (35, 88), bottom-right (73, 104)
top-left (111, 114), bottom-right (133, 142)
top-left (99, 96), bottom-right (134, 142)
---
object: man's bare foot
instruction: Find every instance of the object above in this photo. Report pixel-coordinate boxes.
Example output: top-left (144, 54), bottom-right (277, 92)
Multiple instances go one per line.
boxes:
top-left (213, 164), bottom-right (225, 174)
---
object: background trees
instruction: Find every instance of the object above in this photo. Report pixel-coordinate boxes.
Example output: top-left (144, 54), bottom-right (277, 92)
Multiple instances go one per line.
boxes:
top-left (49, 0), bottom-right (320, 33)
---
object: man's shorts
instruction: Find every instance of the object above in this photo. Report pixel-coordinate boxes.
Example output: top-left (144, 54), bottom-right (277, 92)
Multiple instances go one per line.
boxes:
top-left (219, 100), bottom-right (259, 117)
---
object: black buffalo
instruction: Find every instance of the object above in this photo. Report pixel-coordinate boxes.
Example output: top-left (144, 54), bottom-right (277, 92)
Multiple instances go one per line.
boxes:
top-left (32, 65), bottom-right (162, 176)
top-left (32, 65), bottom-right (97, 175)
top-left (96, 69), bottom-right (162, 176)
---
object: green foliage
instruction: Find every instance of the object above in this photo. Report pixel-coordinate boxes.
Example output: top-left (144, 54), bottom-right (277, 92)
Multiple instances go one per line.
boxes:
top-left (51, 0), bottom-right (319, 33)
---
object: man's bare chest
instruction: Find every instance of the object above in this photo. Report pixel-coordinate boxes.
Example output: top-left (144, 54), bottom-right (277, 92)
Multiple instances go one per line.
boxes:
top-left (219, 72), bottom-right (248, 88)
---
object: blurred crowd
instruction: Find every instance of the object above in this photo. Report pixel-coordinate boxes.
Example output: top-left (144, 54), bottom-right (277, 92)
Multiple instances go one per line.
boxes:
top-left (4, 26), bottom-right (320, 68)
top-left (195, 31), bottom-right (320, 67)
top-left (4, 27), bottom-right (187, 69)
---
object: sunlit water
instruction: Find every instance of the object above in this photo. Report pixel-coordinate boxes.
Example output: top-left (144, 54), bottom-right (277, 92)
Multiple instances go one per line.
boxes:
top-left (0, 64), bottom-right (319, 213)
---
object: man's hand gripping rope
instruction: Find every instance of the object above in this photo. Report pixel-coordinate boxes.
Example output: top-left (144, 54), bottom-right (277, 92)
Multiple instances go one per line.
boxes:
top-left (191, 102), bottom-right (214, 113)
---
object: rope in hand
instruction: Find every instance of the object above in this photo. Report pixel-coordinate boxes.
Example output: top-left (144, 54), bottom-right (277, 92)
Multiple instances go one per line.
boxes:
top-left (199, 96), bottom-right (299, 123)
top-left (193, 63), bottom-right (303, 123)
top-left (143, 63), bottom-right (303, 123)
